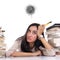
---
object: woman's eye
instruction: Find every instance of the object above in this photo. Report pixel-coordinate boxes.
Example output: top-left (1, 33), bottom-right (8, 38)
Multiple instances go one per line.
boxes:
top-left (28, 30), bottom-right (31, 33)
top-left (33, 31), bottom-right (37, 34)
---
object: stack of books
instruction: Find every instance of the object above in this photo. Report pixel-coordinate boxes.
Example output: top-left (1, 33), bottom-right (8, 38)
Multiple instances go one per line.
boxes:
top-left (0, 27), bottom-right (6, 57)
top-left (46, 24), bottom-right (60, 53)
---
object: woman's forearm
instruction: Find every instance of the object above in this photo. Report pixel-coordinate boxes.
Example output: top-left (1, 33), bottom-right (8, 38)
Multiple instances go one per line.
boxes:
top-left (11, 52), bottom-right (34, 57)
top-left (11, 51), bottom-right (42, 57)
top-left (39, 37), bottom-right (53, 49)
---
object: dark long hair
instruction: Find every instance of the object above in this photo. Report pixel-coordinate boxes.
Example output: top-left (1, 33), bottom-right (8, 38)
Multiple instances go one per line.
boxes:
top-left (21, 23), bottom-right (44, 52)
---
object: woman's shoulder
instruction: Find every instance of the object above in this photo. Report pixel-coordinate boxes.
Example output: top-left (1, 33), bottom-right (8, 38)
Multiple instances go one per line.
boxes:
top-left (16, 35), bottom-right (25, 42)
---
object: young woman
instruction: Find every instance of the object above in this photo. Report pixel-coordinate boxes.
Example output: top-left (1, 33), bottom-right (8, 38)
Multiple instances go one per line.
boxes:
top-left (6, 23), bottom-right (53, 57)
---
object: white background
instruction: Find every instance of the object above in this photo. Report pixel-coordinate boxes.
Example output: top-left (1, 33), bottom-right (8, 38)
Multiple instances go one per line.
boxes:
top-left (0, 0), bottom-right (60, 50)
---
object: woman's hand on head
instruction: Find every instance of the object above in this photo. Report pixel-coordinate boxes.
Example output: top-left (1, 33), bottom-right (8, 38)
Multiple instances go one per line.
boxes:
top-left (37, 25), bottom-right (45, 37)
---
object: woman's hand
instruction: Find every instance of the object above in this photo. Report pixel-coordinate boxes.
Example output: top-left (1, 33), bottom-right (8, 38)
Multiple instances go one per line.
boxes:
top-left (37, 25), bottom-right (45, 37)
top-left (33, 51), bottom-right (42, 56)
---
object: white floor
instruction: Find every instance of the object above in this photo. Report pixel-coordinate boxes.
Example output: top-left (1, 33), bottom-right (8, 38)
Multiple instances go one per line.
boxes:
top-left (0, 56), bottom-right (60, 60)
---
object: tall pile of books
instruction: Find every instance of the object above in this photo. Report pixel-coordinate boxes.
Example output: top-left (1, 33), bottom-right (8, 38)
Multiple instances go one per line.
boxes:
top-left (46, 24), bottom-right (60, 53)
top-left (0, 27), bottom-right (6, 57)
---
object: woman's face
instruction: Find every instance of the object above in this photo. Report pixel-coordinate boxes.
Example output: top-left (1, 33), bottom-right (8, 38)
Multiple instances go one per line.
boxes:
top-left (26, 26), bottom-right (38, 43)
